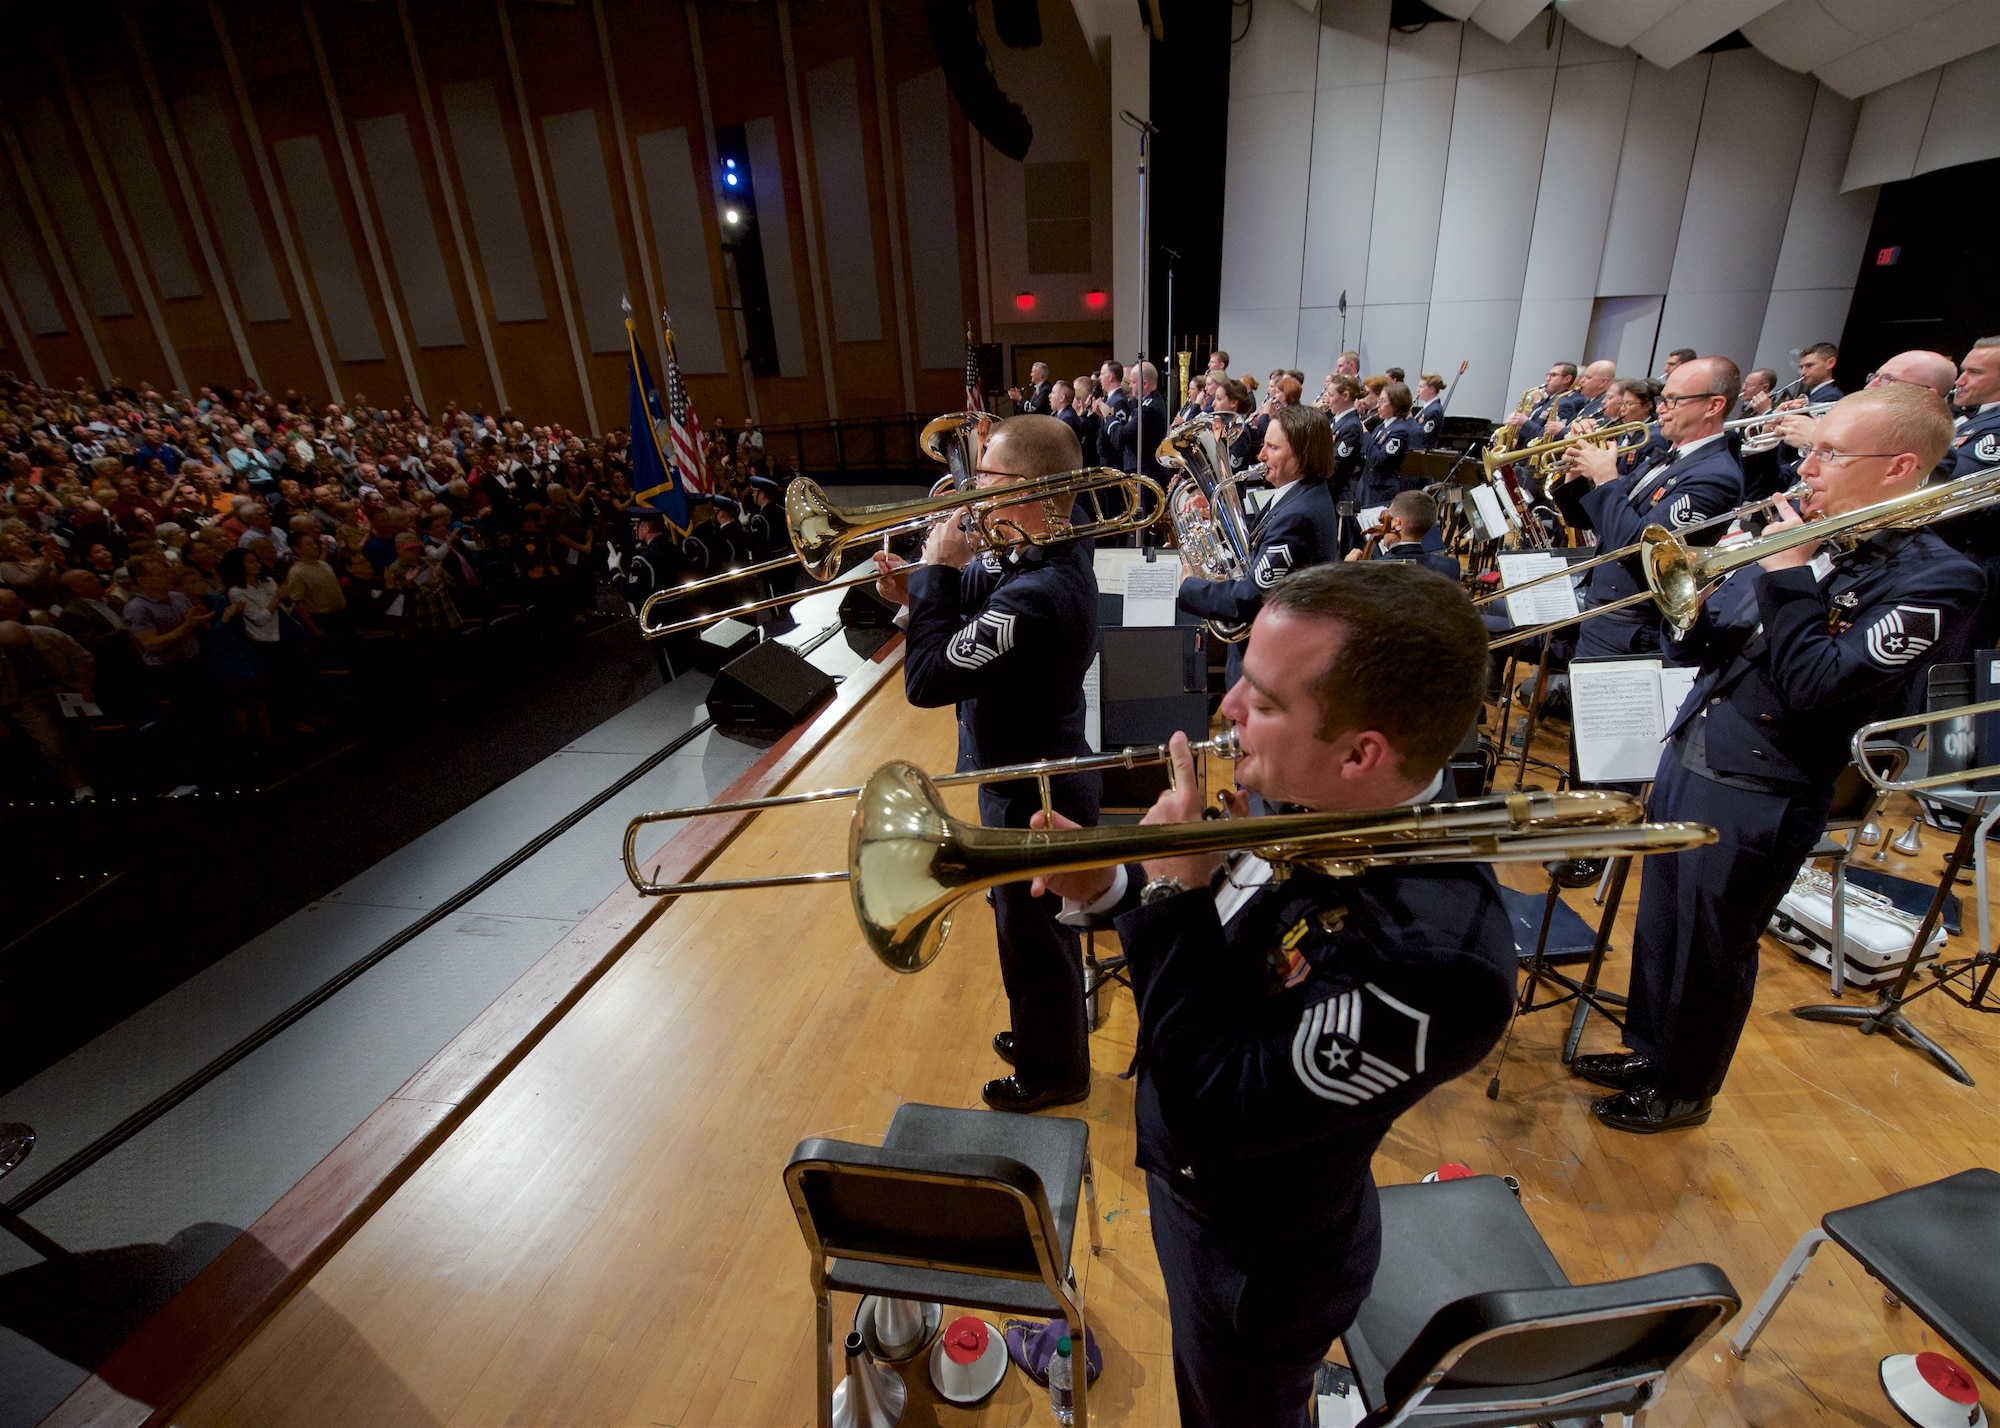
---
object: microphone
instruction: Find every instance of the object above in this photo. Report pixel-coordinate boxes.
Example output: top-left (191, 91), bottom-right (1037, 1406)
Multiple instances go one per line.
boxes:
top-left (1119, 109), bottom-right (1161, 135)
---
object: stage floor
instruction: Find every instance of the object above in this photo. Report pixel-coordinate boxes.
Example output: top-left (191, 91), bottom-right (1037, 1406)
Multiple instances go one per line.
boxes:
top-left (170, 682), bottom-right (2000, 1427)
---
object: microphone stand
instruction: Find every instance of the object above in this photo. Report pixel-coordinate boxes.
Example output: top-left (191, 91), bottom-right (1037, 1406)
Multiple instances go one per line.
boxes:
top-left (1121, 109), bottom-right (1158, 544)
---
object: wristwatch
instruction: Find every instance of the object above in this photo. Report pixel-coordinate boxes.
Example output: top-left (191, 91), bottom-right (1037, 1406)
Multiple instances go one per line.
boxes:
top-left (1141, 875), bottom-right (1189, 906)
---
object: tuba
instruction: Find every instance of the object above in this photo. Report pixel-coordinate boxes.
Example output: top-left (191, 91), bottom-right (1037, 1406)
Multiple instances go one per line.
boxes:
top-left (1159, 415), bottom-right (1257, 642)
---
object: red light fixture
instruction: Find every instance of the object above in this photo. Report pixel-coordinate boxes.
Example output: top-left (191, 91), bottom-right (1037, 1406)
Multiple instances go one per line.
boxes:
top-left (1014, 291), bottom-right (1037, 311)
top-left (1083, 289), bottom-right (1107, 311)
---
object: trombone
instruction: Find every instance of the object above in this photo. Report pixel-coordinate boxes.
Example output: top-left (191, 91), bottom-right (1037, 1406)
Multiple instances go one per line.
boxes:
top-left (849, 766), bottom-right (1716, 972)
top-left (1490, 462), bottom-right (2000, 650)
top-left (622, 731), bottom-right (1242, 895)
top-left (1473, 482), bottom-right (1810, 611)
top-left (634, 412), bottom-right (985, 626)
top-left (637, 462), bottom-right (1165, 639)
top-left (1852, 699), bottom-right (2000, 794)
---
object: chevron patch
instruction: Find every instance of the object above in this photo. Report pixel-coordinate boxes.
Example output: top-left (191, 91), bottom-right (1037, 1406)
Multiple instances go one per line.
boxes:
top-left (1863, 605), bottom-right (1940, 667)
top-left (946, 609), bottom-right (1017, 670)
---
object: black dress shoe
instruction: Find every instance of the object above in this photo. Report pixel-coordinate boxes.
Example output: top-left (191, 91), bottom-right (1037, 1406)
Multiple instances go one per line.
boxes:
top-left (992, 1031), bottom-right (1016, 1067)
top-left (981, 1075), bottom-right (1089, 1114)
top-left (1569, 1051), bottom-right (1659, 1091)
top-left (1590, 1088), bottom-right (1713, 1134)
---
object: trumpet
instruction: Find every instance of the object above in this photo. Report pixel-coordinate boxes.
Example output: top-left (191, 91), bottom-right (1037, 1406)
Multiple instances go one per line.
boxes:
top-left (1474, 481), bottom-right (1810, 610)
top-left (622, 731), bottom-right (1243, 896)
top-left (638, 413), bottom-right (986, 618)
top-left (1490, 462), bottom-right (2000, 649)
top-left (1481, 421), bottom-right (1653, 483)
top-left (850, 767), bottom-right (1716, 972)
top-left (1159, 415), bottom-right (1256, 642)
top-left (1726, 401), bottom-right (1834, 454)
top-left (638, 462), bottom-right (1165, 639)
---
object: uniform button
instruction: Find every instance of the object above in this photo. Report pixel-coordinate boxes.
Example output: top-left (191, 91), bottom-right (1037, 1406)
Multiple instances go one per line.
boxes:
top-left (1751, 749), bottom-right (1767, 759)
top-left (1180, 1166), bottom-right (1195, 1179)
top-left (1758, 714), bottom-right (1772, 723)
top-left (1709, 697), bottom-right (1721, 706)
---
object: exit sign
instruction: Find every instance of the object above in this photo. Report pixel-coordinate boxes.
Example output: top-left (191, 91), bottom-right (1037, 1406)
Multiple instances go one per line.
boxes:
top-left (1876, 245), bottom-right (1902, 266)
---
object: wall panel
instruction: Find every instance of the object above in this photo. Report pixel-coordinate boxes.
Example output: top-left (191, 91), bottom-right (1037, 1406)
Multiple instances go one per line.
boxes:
top-left (541, 109), bottom-right (632, 356)
top-left (274, 135), bottom-right (383, 364)
top-left (803, 57), bottom-right (882, 343)
top-left (177, 92), bottom-right (289, 324)
top-left (1595, 56), bottom-right (1709, 297)
top-left (85, 72), bottom-right (199, 301)
top-left (742, 114), bottom-right (810, 379)
top-left (0, 183), bottom-right (67, 335)
top-left (1361, 75), bottom-right (1456, 305)
top-left (1506, 297), bottom-right (1594, 402)
top-left (895, 69), bottom-right (963, 371)
top-left (635, 128), bottom-right (726, 374)
top-left (1585, 293), bottom-right (1664, 375)
top-left (16, 95), bottom-right (130, 319)
top-left (441, 80), bottom-right (545, 326)
top-left (357, 115), bottom-right (464, 350)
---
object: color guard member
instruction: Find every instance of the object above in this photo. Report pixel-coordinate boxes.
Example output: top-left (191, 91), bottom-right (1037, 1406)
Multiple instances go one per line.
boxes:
top-left (1575, 387), bottom-right (1983, 1132)
top-left (873, 416), bottom-right (1102, 1112)
top-left (1037, 563), bottom-right (1514, 1426)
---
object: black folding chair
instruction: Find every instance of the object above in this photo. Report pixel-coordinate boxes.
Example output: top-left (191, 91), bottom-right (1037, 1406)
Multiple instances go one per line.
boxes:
top-left (1340, 1176), bottom-right (1738, 1427)
top-left (784, 1103), bottom-right (1098, 1428)
top-left (1729, 1167), bottom-right (2000, 1384)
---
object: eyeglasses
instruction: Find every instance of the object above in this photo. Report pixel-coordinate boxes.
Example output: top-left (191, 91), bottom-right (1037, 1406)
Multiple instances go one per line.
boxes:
top-left (1799, 447), bottom-right (1897, 466)
top-left (1656, 392), bottom-right (1723, 409)
top-left (1866, 371), bottom-right (1929, 390)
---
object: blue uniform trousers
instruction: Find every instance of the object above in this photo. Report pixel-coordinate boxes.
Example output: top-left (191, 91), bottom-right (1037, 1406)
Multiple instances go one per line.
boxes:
top-left (982, 780), bottom-right (1095, 1092)
top-left (1625, 748), bottom-right (1830, 1100)
top-left (1148, 1171), bottom-right (1376, 1427)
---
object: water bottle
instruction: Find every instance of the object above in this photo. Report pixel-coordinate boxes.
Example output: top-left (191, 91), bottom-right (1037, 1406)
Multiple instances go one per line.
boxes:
top-left (1048, 1333), bottom-right (1075, 1425)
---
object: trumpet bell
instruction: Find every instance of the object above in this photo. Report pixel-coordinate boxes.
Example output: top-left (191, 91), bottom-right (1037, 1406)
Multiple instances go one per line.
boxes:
top-left (850, 761), bottom-right (963, 973)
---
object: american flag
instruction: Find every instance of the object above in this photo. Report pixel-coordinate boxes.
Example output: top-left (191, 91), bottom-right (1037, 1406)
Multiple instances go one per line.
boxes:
top-left (662, 320), bottom-right (709, 495)
top-left (965, 326), bottom-right (988, 413)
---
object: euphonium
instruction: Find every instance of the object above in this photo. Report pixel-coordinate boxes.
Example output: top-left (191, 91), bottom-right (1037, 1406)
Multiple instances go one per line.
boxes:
top-left (1159, 415), bottom-right (1256, 642)
top-left (849, 767), bottom-right (1714, 973)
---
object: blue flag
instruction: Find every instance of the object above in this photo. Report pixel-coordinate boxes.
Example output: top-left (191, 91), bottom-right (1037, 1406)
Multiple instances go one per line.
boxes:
top-left (627, 318), bottom-right (692, 535)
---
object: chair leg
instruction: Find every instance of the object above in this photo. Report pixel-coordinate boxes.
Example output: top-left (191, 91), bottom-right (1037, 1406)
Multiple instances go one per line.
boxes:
top-left (816, 1291), bottom-right (834, 1428)
top-left (1083, 1153), bottom-right (1102, 1257)
top-left (1830, 844), bottom-right (1849, 996)
top-left (1728, 1228), bottom-right (1831, 1359)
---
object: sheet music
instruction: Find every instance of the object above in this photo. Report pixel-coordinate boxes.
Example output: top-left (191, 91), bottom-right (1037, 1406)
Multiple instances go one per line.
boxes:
top-left (1083, 654), bottom-right (1101, 750)
top-left (1571, 658), bottom-right (1672, 784)
top-left (1092, 546), bottom-right (1148, 595)
top-left (1357, 504), bottom-right (1387, 532)
top-left (1495, 552), bottom-right (1581, 628)
top-left (1122, 560), bottom-right (1181, 627)
top-left (1468, 483), bottom-right (1511, 539)
top-left (1657, 665), bottom-right (1700, 729)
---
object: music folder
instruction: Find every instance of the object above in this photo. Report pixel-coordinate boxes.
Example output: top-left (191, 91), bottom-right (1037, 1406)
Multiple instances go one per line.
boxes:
top-left (1568, 656), bottom-right (1699, 785)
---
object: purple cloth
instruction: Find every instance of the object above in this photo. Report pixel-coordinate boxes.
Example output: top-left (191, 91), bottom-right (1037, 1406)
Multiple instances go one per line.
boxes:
top-left (124, 591), bottom-right (200, 666)
top-left (1003, 1318), bottom-right (1102, 1386)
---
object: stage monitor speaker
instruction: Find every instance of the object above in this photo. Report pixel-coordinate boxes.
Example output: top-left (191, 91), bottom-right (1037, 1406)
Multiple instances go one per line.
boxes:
top-left (692, 616), bottom-right (759, 675)
top-left (707, 640), bottom-right (837, 734)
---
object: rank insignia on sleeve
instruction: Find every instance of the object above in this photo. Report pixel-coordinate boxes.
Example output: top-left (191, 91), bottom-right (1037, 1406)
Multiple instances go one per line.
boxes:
top-left (945, 609), bottom-right (1017, 670)
top-left (1290, 983), bottom-right (1430, 1104)
top-left (1254, 543), bottom-right (1295, 590)
top-left (1863, 605), bottom-right (1940, 667)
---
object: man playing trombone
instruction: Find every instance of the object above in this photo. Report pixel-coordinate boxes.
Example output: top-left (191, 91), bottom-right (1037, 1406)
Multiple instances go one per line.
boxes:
top-left (872, 415), bottom-right (1103, 1113)
top-left (1575, 386), bottom-right (1984, 1132)
top-left (1032, 563), bottom-right (1517, 1426)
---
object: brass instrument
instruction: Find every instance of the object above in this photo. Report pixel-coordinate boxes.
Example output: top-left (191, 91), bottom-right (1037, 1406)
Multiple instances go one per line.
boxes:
top-left (1159, 415), bottom-right (1256, 642)
top-left (1852, 698), bottom-right (2000, 794)
top-left (639, 462), bottom-right (1166, 639)
top-left (1481, 387), bottom-right (1552, 548)
top-left (635, 413), bottom-right (985, 622)
top-left (1473, 481), bottom-right (1810, 610)
top-left (1728, 401), bottom-right (1835, 455)
top-left (1481, 421), bottom-right (1653, 485)
top-left (622, 732), bottom-right (1242, 896)
top-left (849, 768), bottom-right (1716, 972)
top-left (1490, 462), bottom-right (2000, 650)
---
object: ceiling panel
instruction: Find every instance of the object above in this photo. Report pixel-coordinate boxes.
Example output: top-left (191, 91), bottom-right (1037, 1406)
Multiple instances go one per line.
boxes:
top-left (1630, 0), bottom-right (1786, 71)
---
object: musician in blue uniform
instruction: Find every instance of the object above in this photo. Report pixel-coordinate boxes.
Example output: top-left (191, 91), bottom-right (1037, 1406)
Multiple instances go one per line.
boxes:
top-left (1323, 375), bottom-right (1367, 502)
top-left (1413, 372), bottom-right (1447, 449)
top-left (1507, 361), bottom-right (1583, 446)
top-left (1554, 356), bottom-right (1746, 661)
top-left (1091, 359), bottom-right (1131, 470)
top-left (873, 416), bottom-right (1102, 1113)
top-left (1940, 336), bottom-right (2000, 481)
top-left (1035, 563), bottom-right (1514, 1426)
top-left (1356, 382), bottom-right (1423, 508)
top-left (1774, 341), bottom-right (1846, 484)
top-left (1344, 490), bottom-right (1459, 581)
top-left (1103, 360), bottom-right (1173, 484)
top-left (1179, 404), bottom-right (1342, 689)
top-left (1544, 360), bottom-right (1617, 439)
top-left (1575, 387), bottom-right (1983, 1132)
top-left (1607, 377), bottom-right (1666, 474)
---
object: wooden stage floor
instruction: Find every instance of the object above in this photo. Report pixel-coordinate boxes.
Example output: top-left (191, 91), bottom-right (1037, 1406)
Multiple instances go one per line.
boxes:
top-left (176, 678), bottom-right (2000, 1427)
